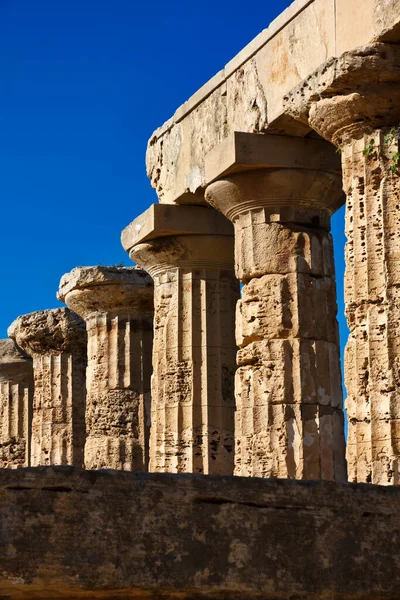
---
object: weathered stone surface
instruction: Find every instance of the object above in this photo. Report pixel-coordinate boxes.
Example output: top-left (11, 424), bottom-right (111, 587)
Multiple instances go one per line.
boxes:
top-left (8, 309), bottom-right (87, 467)
top-left (0, 340), bottom-right (33, 468)
top-left (205, 131), bottom-right (343, 184)
top-left (1, 466), bottom-right (400, 599)
top-left (58, 266), bottom-right (154, 471)
top-left (146, 2), bottom-right (400, 205)
top-left (205, 136), bottom-right (346, 480)
top-left (286, 43), bottom-right (400, 485)
top-left (123, 205), bottom-right (239, 475)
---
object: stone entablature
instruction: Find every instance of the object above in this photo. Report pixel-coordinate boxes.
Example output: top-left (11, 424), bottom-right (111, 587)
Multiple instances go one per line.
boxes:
top-left (146, 0), bottom-right (400, 205)
top-left (0, 339), bottom-right (33, 468)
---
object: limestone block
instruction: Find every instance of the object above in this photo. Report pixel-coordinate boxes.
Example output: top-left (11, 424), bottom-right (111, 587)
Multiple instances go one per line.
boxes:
top-left (204, 131), bottom-right (342, 185)
top-left (256, 0), bottom-right (335, 123)
top-left (121, 202), bottom-right (233, 251)
top-left (58, 266), bottom-right (154, 471)
top-left (0, 339), bottom-right (33, 468)
top-left (335, 0), bottom-right (375, 56)
top-left (2, 467), bottom-right (400, 599)
top-left (237, 273), bottom-right (339, 346)
top-left (236, 340), bottom-right (343, 408)
top-left (8, 309), bottom-right (86, 467)
top-left (235, 396), bottom-right (345, 480)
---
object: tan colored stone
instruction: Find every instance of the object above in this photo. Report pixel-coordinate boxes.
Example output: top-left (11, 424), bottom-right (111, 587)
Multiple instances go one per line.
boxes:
top-left (204, 131), bottom-right (342, 184)
top-left (58, 266), bottom-right (154, 471)
top-left (205, 135), bottom-right (346, 480)
top-left (2, 467), bottom-right (400, 599)
top-left (122, 205), bottom-right (238, 475)
top-left (0, 339), bottom-right (33, 468)
top-left (8, 309), bottom-right (86, 467)
top-left (335, 0), bottom-right (375, 57)
top-left (145, 1), bottom-right (400, 206)
top-left (256, 0), bottom-right (335, 124)
top-left (237, 273), bottom-right (339, 346)
top-left (288, 44), bottom-right (400, 484)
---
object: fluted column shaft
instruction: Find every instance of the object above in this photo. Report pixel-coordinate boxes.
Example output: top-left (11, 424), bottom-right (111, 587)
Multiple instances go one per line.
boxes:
top-left (304, 43), bottom-right (400, 484)
top-left (31, 353), bottom-right (86, 465)
top-left (8, 309), bottom-right (86, 466)
top-left (122, 205), bottom-right (238, 475)
top-left (340, 133), bottom-right (400, 484)
top-left (0, 340), bottom-right (33, 468)
top-left (206, 146), bottom-right (347, 481)
top-left (58, 267), bottom-right (153, 471)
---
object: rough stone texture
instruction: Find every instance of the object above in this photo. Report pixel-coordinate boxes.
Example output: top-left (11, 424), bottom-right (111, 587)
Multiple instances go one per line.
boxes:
top-left (1, 466), bottom-right (400, 599)
top-left (8, 309), bottom-right (87, 467)
top-left (123, 205), bottom-right (239, 475)
top-left (0, 339), bottom-right (33, 468)
top-left (342, 133), bottom-right (400, 485)
top-left (58, 266), bottom-right (154, 471)
top-left (205, 135), bottom-right (346, 480)
top-left (145, 1), bottom-right (400, 205)
top-left (285, 43), bottom-right (400, 485)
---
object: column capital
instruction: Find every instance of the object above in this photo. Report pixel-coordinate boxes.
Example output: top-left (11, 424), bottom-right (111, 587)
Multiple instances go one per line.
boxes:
top-left (0, 339), bottom-right (32, 383)
top-left (58, 266), bottom-right (153, 320)
top-left (122, 204), bottom-right (234, 278)
top-left (285, 43), bottom-right (400, 147)
top-left (8, 308), bottom-right (86, 357)
top-left (204, 131), bottom-right (342, 184)
top-left (204, 133), bottom-right (344, 224)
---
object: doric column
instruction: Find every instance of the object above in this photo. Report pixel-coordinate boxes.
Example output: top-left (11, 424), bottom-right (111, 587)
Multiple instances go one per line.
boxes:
top-left (302, 44), bottom-right (400, 485)
top-left (8, 308), bottom-right (86, 467)
top-left (58, 266), bottom-right (154, 471)
top-left (121, 204), bottom-right (239, 475)
top-left (0, 339), bottom-right (33, 468)
top-left (205, 132), bottom-right (346, 481)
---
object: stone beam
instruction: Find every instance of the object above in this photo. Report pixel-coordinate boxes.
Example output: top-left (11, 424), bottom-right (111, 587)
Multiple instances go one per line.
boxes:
top-left (285, 42), bottom-right (400, 485)
top-left (205, 133), bottom-right (346, 481)
top-left (1, 466), bottom-right (400, 599)
top-left (0, 339), bottom-right (33, 468)
top-left (122, 204), bottom-right (239, 475)
top-left (8, 309), bottom-right (87, 467)
top-left (58, 266), bottom-right (154, 471)
top-left (145, 0), bottom-right (400, 205)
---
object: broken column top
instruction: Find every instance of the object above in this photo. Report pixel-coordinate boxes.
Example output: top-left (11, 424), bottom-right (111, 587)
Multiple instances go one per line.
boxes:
top-left (0, 339), bottom-right (33, 382)
top-left (58, 266), bottom-right (154, 319)
top-left (8, 308), bottom-right (87, 357)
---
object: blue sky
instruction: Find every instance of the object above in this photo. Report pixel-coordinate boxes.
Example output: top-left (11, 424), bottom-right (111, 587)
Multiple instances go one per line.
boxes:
top-left (0, 0), bottom-right (347, 365)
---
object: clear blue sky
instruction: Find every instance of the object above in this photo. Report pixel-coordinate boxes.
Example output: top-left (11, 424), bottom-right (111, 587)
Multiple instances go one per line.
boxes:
top-left (0, 0), bottom-right (347, 368)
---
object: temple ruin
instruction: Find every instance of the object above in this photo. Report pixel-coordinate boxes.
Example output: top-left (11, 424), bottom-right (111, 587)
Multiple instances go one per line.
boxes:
top-left (1, 0), bottom-right (400, 597)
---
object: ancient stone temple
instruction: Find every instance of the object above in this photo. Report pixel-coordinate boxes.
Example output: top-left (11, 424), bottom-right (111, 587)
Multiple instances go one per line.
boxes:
top-left (2, 1), bottom-right (400, 598)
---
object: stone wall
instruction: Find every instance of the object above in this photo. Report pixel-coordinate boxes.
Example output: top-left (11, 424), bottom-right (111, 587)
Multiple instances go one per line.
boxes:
top-left (0, 466), bottom-right (399, 599)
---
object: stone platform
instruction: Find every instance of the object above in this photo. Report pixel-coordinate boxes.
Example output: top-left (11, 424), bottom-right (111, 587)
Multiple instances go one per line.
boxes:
top-left (0, 467), bottom-right (399, 599)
